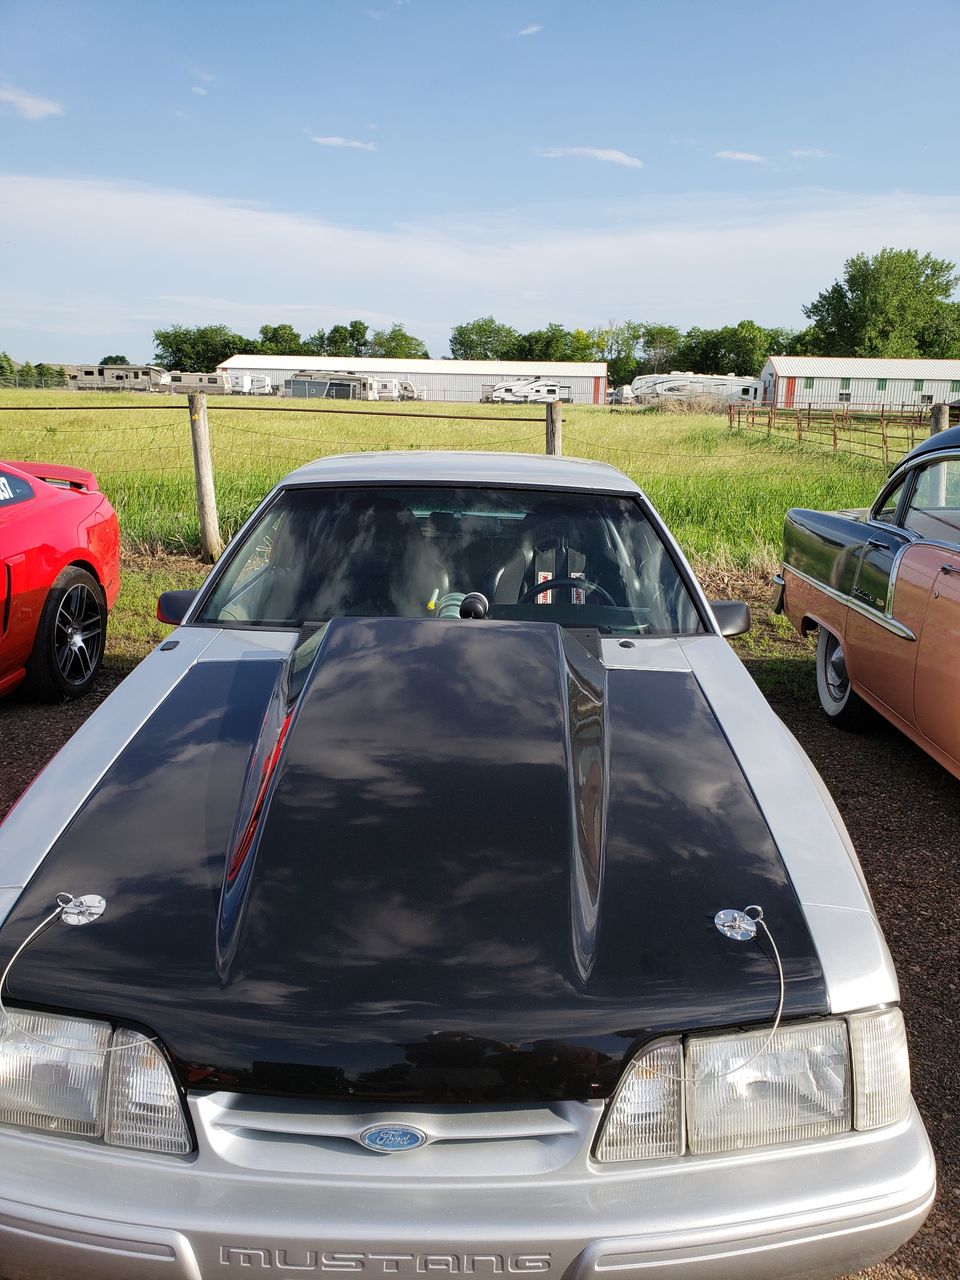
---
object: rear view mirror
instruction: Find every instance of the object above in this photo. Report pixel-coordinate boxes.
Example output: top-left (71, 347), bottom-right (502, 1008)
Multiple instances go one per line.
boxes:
top-left (156, 590), bottom-right (197, 626)
top-left (709, 600), bottom-right (751, 637)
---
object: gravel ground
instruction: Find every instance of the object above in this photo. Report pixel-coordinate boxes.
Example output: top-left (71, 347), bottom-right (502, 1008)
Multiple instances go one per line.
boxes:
top-left (0, 655), bottom-right (956, 1279)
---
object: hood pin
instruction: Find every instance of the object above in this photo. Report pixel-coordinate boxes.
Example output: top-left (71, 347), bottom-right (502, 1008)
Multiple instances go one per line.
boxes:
top-left (56, 892), bottom-right (107, 927)
top-left (714, 905), bottom-right (761, 941)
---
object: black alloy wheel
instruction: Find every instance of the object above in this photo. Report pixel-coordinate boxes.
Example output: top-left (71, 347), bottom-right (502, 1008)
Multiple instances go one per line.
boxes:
top-left (24, 566), bottom-right (107, 700)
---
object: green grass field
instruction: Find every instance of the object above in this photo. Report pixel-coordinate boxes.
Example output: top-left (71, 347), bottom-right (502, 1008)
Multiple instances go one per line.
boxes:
top-left (0, 389), bottom-right (890, 570)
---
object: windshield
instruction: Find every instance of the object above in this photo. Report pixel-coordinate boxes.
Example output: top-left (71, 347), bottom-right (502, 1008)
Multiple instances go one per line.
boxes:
top-left (198, 485), bottom-right (705, 636)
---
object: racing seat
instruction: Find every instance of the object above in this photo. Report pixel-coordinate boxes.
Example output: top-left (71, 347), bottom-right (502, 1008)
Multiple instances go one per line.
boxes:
top-left (491, 503), bottom-right (625, 607)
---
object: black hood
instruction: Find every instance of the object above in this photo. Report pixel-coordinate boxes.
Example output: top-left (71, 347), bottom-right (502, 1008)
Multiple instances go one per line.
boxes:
top-left (1, 617), bottom-right (827, 1102)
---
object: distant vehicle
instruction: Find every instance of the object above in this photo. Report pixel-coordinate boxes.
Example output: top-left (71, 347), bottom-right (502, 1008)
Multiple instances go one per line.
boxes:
top-left (228, 373), bottom-right (274, 396)
top-left (491, 377), bottom-right (573, 404)
top-left (374, 378), bottom-right (426, 402)
top-left (0, 460), bottom-right (119, 699)
top-left (288, 373), bottom-right (426, 402)
top-left (288, 372), bottom-right (378, 400)
top-left (69, 365), bottom-right (170, 392)
top-left (631, 372), bottom-right (761, 404)
top-left (611, 385), bottom-right (636, 405)
top-left (165, 371), bottom-right (232, 395)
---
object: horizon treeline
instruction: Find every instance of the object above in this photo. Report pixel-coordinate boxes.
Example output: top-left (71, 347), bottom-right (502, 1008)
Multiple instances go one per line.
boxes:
top-left (6, 250), bottom-right (959, 386)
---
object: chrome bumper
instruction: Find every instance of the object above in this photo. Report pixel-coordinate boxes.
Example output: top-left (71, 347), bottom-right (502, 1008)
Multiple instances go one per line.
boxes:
top-left (0, 1100), bottom-right (935, 1280)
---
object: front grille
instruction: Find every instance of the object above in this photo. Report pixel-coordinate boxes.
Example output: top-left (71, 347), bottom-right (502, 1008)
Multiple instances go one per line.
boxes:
top-left (193, 1093), bottom-right (602, 1178)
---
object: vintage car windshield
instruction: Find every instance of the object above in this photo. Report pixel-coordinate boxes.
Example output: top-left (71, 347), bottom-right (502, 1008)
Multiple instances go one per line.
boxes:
top-left (198, 485), bottom-right (705, 636)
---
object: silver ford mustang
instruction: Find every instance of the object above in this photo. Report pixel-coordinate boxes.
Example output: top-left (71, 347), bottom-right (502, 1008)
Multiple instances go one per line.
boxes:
top-left (0, 452), bottom-right (935, 1280)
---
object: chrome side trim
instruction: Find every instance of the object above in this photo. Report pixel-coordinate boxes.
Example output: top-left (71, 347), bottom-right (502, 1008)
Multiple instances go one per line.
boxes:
top-left (783, 563), bottom-right (916, 641)
top-left (678, 635), bottom-right (900, 1012)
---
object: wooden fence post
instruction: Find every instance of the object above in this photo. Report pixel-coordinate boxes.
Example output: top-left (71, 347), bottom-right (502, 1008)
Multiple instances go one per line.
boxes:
top-left (188, 392), bottom-right (223, 562)
top-left (545, 401), bottom-right (563, 456)
top-left (930, 403), bottom-right (950, 437)
top-left (727, 403), bottom-right (734, 431)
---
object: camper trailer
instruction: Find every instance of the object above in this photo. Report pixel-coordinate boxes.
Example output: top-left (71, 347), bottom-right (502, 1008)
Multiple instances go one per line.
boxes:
top-left (228, 373), bottom-right (274, 395)
top-left (491, 378), bottom-right (573, 404)
top-left (373, 378), bottom-right (426, 402)
top-left (630, 372), bottom-right (761, 405)
top-left (164, 371), bottom-right (232, 395)
top-left (288, 372), bottom-right (379, 400)
top-left (69, 365), bottom-right (171, 392)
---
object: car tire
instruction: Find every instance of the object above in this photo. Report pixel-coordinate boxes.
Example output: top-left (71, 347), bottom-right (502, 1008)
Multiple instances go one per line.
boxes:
top-left (815, 627), bottom-right (870, 729)
top-left (23, 566), bottom-right (107, 701)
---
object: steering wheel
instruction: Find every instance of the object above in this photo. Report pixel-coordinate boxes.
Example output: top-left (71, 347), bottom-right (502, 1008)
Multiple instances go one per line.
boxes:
top-left (517, 577), bottom-right (617, 605)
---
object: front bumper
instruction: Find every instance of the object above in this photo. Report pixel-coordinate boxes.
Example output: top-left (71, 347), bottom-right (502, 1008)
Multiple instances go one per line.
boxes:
top-left (0, 1097), bottom-right (935, 1280)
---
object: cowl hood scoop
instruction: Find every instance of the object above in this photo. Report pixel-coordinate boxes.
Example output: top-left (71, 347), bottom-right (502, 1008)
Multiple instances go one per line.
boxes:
top-left (0, 617), bottom-right (827, 1102)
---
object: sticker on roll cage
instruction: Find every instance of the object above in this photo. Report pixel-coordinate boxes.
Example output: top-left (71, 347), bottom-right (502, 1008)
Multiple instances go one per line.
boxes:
top-left (570, 570), bottom-right (585, 605)
top-left (536, 570), bottom-right (553, 604)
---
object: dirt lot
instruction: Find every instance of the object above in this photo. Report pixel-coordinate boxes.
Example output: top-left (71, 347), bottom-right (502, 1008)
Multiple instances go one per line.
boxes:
top-left (0, 623), bottom-right (956, 1279)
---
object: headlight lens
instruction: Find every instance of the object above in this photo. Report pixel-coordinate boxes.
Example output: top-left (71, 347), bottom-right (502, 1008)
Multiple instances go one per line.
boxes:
top-left (105, 1029), bottom-right (193, 1154)
top-left (0, 1008), bottom-right (191, 1154)
top-left (686, 1020), bottom-right (850, 1154)
top-left (849, 1007), bottom-right (910, 1131)
top-left (595, 1010), bottom-right (910, 1163)
top-left (594, 1039), bottom-right (683, 1162)
top-left (0, 1010), bottom-right (111, 1136)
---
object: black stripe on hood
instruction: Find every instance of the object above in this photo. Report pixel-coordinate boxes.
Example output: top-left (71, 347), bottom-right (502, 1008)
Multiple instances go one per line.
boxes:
top-left (1, 618), bottom-right (827, 1102)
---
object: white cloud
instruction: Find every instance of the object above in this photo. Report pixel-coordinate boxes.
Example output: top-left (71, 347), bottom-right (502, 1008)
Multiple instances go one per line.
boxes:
top-left (716, 150), bottom-right (766, 163)
top-left (518, 24), bottom-right (543, 35)
top-left (191, 86), bottom-right (208, 96)
top-left (310, 135), bottom-right (377, 152)
top-left (363, 7), bottom-right (384, 17)
top-left (0, 85), bottom-right (63, 121)
top-left (791, 148), bottom-right (831, 159)
top-left (538, 146), bottom-right (643, 169)
top-left (1, 175), bottom-right (959, 356)
top-left (188, 66), bottom-right (215, 83)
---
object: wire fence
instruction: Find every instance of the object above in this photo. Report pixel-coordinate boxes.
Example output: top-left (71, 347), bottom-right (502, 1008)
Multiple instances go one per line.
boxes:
top-left (727, 402), bottom-right (933, 465)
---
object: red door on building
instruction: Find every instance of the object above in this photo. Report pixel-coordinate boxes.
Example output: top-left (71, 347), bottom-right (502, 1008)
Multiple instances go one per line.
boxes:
top-left (784, 377), bottom-right (796, 408)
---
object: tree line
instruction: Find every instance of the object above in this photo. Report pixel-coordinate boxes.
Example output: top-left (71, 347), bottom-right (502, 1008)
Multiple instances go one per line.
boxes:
top-left (6, 249), bottom-right (959, 385)
top-left (0, 353), bottom-right (67, 386)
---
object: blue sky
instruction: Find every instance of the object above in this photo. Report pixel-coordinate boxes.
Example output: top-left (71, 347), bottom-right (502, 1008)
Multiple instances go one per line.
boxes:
top-left (2, 0), bottom-right (959, 361)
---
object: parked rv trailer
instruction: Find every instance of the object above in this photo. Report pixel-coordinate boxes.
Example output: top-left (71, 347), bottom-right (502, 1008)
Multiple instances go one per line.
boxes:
top-left (69, 365), bottom-right (171, 392)
top-left (165, 371), bottom-right (233, 394)
top-left (288, 372), bottom-right (378, 400)
top-left (630, 371), bottom-right (761, 404)
top-left (491, 378), bottom-right (573, 404)
top-left (228, 373), bottom-right (274, 395)
top-left (373, 377), bottom-right (427, 402)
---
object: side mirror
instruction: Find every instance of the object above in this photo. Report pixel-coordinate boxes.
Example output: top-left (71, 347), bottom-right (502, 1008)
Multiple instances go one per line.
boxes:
top-left (710, 600), bottom-right (751, 637)
top-left (156, 590), bottom-right (198, 626)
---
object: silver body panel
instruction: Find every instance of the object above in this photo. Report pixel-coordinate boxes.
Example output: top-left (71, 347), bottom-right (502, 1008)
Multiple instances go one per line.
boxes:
top-left (0, 1098), bottom-right (934, 1280)
top-left (679, 635), bottom-right (899, 1012)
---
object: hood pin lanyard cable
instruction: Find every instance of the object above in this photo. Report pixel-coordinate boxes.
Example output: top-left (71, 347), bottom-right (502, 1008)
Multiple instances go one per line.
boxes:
top-left (647, 904), bottom-right (785, 1085)
top-left (0, 893), bottom-right (157, 1054)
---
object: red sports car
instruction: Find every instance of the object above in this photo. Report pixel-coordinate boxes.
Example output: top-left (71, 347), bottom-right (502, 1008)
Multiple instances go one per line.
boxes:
top-left (0, 460), bottom-right (120, 699)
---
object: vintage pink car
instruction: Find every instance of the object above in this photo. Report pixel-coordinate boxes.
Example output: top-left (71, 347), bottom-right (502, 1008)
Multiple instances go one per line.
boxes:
top-left (774, 425), bottom-right (960, 779)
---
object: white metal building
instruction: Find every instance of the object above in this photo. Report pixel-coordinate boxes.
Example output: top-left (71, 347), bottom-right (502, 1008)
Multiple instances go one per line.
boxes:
top-left (217, 355), bottom-right (608, 404)
top-left (760, 356), bottom-right (960, 409)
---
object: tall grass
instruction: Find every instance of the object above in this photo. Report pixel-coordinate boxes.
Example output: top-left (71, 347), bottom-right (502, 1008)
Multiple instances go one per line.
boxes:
top-left (0, 390), bottom-right (889, 568)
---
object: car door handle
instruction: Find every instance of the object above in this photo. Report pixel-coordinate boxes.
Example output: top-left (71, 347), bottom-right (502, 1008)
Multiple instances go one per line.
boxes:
top-left (865, 537), bottom-right (889, 549)
top-left (940, 563), bottom-right (960, 575)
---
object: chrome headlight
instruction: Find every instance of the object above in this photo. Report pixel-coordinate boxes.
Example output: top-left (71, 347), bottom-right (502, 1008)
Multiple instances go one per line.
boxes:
top-left (595, 1009), bottom-right (911, 1163)
top-left (0, 1008), bottom-right (192, 1154)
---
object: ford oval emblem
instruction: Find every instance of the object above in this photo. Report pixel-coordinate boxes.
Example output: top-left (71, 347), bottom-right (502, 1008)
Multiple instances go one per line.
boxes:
top-left (359, 1124), bottom-right (428, 1153)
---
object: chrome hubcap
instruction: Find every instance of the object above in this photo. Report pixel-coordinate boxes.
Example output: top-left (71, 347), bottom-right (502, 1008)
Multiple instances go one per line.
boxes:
top-left (54, 584), bottom-right (103, 685)
top-left (824, 637), bottom-right (849, 702)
